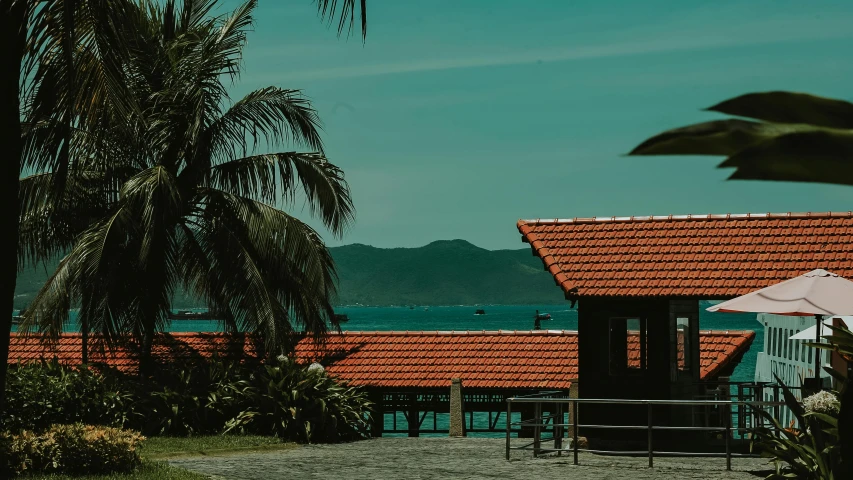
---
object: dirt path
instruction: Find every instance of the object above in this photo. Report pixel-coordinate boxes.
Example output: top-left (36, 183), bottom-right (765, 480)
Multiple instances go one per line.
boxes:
top-left (169, 437), bottom-right (772, 479)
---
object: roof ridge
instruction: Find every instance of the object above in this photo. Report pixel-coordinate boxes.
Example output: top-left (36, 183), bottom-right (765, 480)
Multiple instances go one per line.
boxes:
top-left (326, 330), bottom-right (579, 336)
top-left (519, 211), bottom-right (853, 225)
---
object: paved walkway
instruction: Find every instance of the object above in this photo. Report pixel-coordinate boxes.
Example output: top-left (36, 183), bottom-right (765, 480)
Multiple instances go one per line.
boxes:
top-left (170, 438), bottom-right (771, 479)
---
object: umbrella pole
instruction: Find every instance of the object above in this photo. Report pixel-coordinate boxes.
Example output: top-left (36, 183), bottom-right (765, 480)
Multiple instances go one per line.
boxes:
top-left (814, 314), bottom-right (822, 386)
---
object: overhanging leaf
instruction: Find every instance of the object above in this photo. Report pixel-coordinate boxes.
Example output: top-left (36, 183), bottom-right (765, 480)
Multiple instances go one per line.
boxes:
top-left (707, 91), bottom-right (853, 129)
top-left (628, 119), bottom-right (821, 157)
top-left (723, 130), bottom-right (853, 185)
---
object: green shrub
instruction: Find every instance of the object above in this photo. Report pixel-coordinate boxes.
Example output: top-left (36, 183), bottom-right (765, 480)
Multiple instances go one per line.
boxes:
top-left (3, 357), bottom-right (372, 443)
top-left (223, 357), bottom-right (373, 442)
top-left (0, 424), bottom-right (145, 476)
top-left (140, 358), bottom-right (250, 436)
top-left (2, 360), bottom-right (139, 433)
top-left (753, 377), bottom-right (840, 479)
top-left (755, 324), bottom-right (853, 479)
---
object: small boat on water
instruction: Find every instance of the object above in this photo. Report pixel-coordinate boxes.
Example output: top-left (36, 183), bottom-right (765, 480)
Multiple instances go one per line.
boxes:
top-left (534, 310), bottom-right (552, 321)
top-left (334, 314), bottom-right (350, 323)
top-left (474, 309), bottom-right (486, 315)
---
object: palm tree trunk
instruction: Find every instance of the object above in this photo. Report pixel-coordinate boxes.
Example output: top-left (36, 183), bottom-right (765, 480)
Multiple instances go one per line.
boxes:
top-left (0, 0), bottom-right (27, 415)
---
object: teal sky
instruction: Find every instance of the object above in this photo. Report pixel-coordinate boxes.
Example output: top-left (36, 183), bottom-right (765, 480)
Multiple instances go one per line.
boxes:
top-left (229, 0), bottom-right (853, 250)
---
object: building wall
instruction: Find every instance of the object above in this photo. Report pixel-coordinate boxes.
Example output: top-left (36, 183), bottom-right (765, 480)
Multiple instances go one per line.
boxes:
top-left (577, 297), bottom-right (700, 445)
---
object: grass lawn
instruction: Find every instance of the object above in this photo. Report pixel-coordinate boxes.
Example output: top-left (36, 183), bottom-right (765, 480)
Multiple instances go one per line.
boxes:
top-left (25, 435), bottom-right (298, 479)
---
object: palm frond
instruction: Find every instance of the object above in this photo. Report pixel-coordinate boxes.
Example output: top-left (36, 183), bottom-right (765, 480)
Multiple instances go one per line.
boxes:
top-left (208, 152), bottom-right (353, 236)
top-left (208, 87), bottom-right (325, 159)
top-left (119, 166), bottom-right (183, 267)
top-left (190, 187), bottom-right (338, 349)
top-left (18, 254), bottom-right (75, 340)
top-left (18, 171), bottom-right (112, 267)
top-left (316, 0), bottom-right (367, 40)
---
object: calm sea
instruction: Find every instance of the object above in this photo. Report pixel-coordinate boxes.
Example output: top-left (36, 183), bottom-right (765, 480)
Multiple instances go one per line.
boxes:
top-left (13, 304), bottom-right (761, 382)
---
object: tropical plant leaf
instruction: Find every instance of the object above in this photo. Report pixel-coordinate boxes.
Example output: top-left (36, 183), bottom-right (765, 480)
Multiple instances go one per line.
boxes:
top-left (208, 152), bottom-right (354, 236)
top-left (628, 120), bottom-right (822, 157)
top-left (707, 91), bottom-right (853, 129)
top-left (209, 86), bottom-right (325, 159)
top-left (316, 0), bottom-right (367, 39)
top-left (722, 130), bottom-right (853, 185)
top-left (823, 366), bottom-right (848, 386)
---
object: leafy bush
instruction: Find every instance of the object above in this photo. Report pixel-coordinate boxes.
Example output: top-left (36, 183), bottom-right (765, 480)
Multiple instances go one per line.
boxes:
top-left (2, 357), bottom-right (372, 443)
top-left (753, 377), bottom-right (840, 479)
top-left (753, 321), bottom-right (853, 480)
top-left (0, 424), bottom-right (145, 476)
top-left (2, 360), bottom-right (138, 433)
top-left (223, 357), bottom-right (372, 442)
top-left (140, 358), bottom-right (250, 436)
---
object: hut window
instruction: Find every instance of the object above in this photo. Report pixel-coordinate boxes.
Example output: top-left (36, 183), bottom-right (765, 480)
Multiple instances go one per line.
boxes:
top-left (609, 317), bottom-right (646, 375)
top-left (676, 317), bottom-right (692, 372)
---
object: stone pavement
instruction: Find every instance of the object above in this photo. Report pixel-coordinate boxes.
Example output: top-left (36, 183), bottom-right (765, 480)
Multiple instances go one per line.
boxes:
top-left (169, 437), bottom-right (772, 479)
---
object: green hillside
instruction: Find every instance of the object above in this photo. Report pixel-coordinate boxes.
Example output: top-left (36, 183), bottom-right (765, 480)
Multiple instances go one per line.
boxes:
top-left (13, 240), bottom-right (565, 308)
top-left (331, 240), bottom-right (565, 306)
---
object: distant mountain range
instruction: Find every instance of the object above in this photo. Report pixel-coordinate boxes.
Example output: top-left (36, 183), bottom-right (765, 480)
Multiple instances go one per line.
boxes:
top-left (13, 240), bottom-right (566, 309)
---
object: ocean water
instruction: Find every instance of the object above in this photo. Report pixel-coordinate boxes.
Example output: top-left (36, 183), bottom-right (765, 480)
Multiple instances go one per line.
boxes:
top-left (14, 304), bottom-right (761, 382)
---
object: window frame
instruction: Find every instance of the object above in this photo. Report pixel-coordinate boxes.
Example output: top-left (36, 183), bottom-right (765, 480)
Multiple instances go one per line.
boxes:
top-left (608, 316), bottom-right (647, 376)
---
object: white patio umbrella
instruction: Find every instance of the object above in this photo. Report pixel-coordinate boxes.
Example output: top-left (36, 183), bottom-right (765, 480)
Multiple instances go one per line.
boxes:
top-left (707, 269), bottom-right (853, 382)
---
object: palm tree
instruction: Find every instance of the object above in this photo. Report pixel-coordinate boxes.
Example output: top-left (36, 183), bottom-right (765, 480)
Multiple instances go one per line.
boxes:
top-left (628, 91), bottom-right (853, 184)
top-left (1, 0), bottom-right (367, 408)
top-left (17, 0), bottom-right (359, 374)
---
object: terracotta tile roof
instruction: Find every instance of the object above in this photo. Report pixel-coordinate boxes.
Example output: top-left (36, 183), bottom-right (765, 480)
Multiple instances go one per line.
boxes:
top-left (8, 333), bottom-right (262, 372)
top-left (517, 212), bottom-right (853, 298)
top-left (8, 330), bottom-right (754, 389)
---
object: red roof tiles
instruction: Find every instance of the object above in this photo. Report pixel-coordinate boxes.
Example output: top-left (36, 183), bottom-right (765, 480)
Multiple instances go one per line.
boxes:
top-left (8, 330), bottom-right (754, 389)
top-left (518, 212), bottom-right (853, 298)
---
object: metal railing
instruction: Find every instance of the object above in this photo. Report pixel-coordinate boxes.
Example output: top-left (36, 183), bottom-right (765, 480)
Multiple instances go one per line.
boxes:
top-left (505, 396), bottom-right (787, 471)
